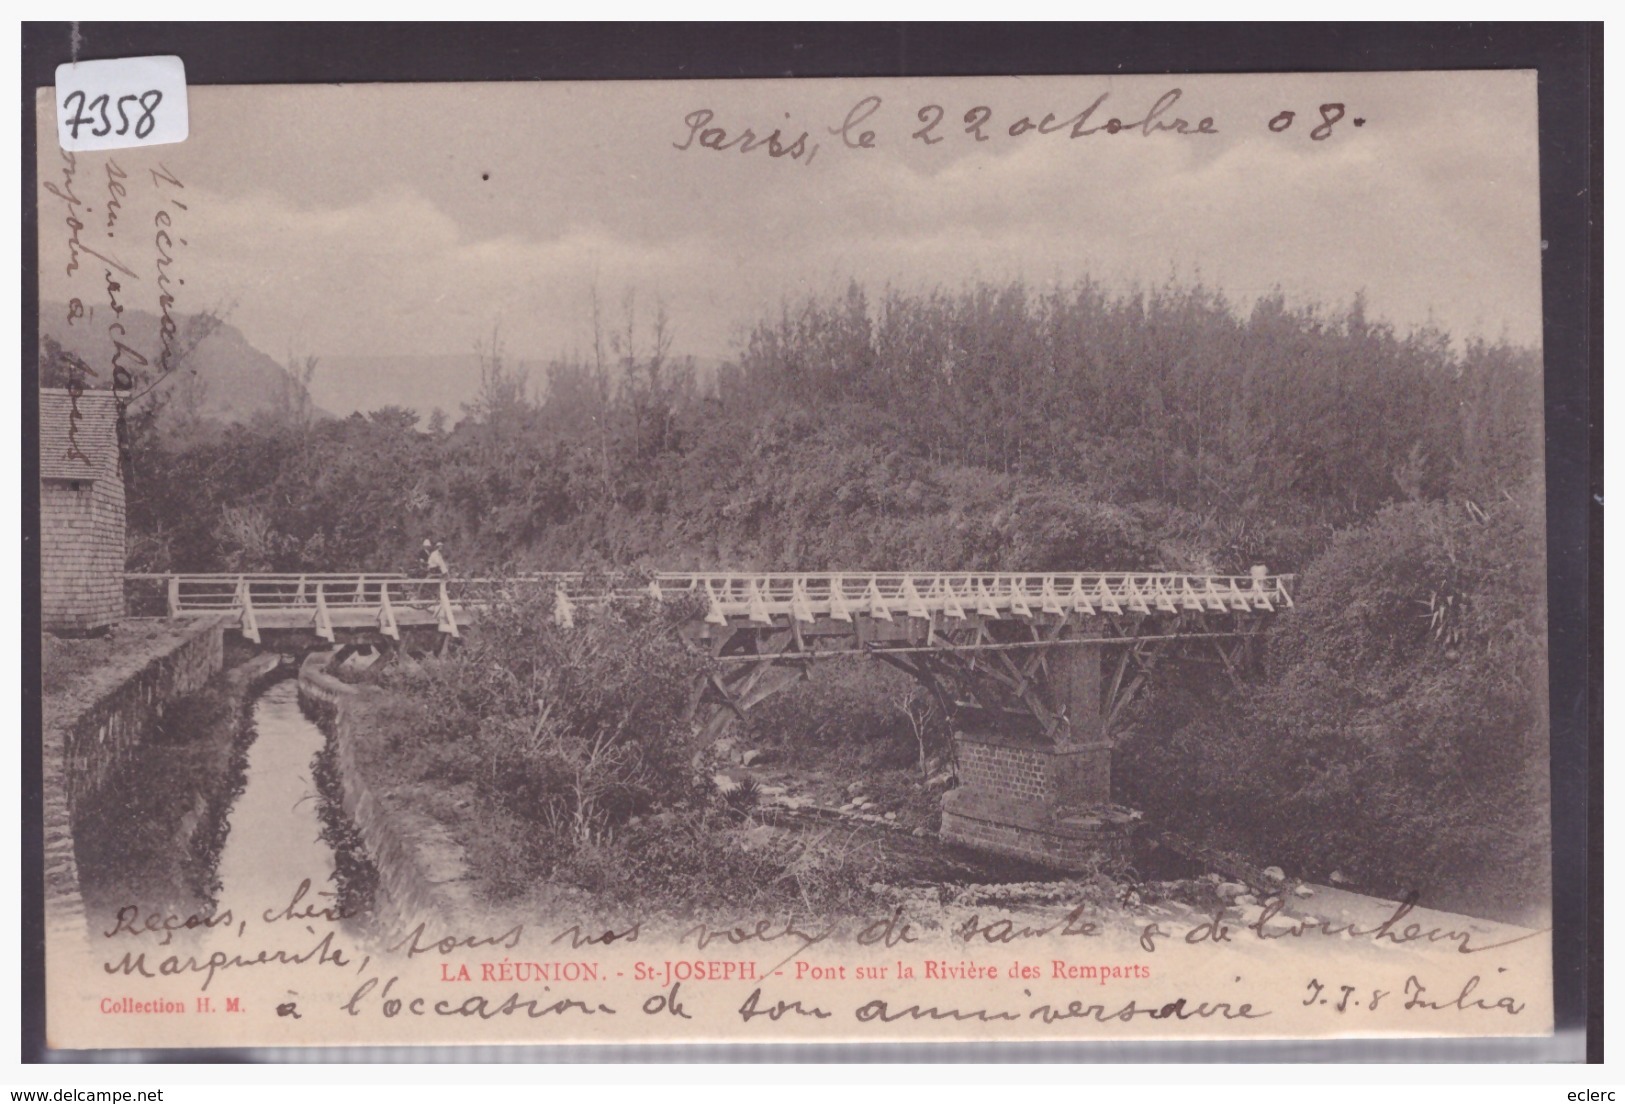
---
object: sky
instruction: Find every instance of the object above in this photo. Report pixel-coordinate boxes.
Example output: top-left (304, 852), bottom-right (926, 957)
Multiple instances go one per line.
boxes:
top-left (37, 71), bottom-right (1543, 414)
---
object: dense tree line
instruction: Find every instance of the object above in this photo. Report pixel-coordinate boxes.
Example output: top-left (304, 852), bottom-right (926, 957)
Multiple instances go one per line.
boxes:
top-left (107, 278), bottom-right (1540, 582)
top-left (58, 275), bottom-right (1548, 915)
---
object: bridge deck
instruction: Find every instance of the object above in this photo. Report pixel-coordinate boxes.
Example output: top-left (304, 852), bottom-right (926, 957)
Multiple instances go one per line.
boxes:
top-left (125, 570), bottom-right (1293, 646)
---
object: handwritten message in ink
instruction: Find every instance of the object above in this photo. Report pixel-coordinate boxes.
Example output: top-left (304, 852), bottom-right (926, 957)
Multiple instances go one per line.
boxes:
top-left (78, 881), bottom-right (1542, 1044)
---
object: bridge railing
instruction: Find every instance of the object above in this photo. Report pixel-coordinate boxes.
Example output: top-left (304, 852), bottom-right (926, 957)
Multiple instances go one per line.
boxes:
top-left (126, 572), bottom-right (461, 644)
top-left (643, 571), bottom-right (1293, 625)
top-left (128, 569), bottom-right (1294, 636)
top-left (127, 572), bottom-right (412, 613)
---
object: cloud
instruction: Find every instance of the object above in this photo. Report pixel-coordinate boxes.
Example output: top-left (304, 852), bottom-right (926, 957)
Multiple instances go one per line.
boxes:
top-left (38, 72), bottom-right (1543, 379)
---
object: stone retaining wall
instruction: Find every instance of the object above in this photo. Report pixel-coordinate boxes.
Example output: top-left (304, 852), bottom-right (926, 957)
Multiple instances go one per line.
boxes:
top-left (42, 620), bottom-right (226, 946)
top-left (296, 656), bottom-right (475, 938)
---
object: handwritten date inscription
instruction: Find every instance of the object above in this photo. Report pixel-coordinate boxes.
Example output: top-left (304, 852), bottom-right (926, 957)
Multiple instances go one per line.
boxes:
top-left (674, 90), bottom-right (1358, 167)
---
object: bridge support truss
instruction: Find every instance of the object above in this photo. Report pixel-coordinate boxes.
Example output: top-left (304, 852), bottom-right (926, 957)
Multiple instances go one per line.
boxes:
top-left (679, 571), bottom-right (1285, 872)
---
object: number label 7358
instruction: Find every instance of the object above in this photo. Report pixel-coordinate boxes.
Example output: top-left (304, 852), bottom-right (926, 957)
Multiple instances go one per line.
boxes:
top-left (54, 55), bottom-right (189, 151)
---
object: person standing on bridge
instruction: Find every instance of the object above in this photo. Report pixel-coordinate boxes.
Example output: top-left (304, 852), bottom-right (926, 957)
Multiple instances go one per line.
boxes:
top-left (427, 540), bottom-right (450, 580)
top-left (414, 538), bottom-right (436, 603)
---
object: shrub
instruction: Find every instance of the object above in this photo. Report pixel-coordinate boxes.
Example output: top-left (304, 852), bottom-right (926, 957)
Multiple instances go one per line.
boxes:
top-left (1119, 482), bottom-right (1550, 920)
top-left (557, 811), bottom-right (886, 917)
top-left (379, 578), bottom-right (714, 891)
top-left (745, 657), bottom-right (942, 773)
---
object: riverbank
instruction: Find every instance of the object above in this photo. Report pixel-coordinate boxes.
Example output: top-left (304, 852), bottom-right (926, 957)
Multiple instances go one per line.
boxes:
top-left (42, 619), bottom-right (238, 943)
top-left (300, 648), bottom-right (1201, 927)
top-left (42, 618), bottom-right (223, 731)
top-left (297, 654), bottom-right (483, 937)
top-left (296, 651), bottom-right (1113, 929)
top-left (66, 650), bottom-right (285, 928)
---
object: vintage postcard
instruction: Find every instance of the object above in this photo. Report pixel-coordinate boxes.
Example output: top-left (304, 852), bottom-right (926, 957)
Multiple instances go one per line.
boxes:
top-left (34, 70), bottom-right (1555, 1052)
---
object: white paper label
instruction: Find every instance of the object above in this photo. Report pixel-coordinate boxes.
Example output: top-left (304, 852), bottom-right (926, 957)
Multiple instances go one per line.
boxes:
top-left (54, 55), bottom-right (188, 151)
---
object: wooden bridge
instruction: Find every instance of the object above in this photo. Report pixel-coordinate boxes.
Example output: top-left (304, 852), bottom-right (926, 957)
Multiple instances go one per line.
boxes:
top-left (128, 572), bottom-right (466, 644)
top-left (127, 567), bottom-right (1295, 871)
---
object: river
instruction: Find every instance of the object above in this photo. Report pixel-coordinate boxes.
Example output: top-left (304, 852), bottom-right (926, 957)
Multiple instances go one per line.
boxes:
top-left (213, 679), bottom-right (339, 918)
top-left (72, 672), bottom-right (362, 936)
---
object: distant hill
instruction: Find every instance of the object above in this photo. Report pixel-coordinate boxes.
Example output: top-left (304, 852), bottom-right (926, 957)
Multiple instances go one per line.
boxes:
top-left (39, 304), bottom-right (328, 424)
top-left (40, 305), bottom-right (729, 424)
top-left (312, 354), bottom-right (729, 420)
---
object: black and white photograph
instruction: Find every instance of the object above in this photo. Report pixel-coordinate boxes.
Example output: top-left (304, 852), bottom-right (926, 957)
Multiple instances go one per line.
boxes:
top-left (27, 46), bottom-right (1577, 1058)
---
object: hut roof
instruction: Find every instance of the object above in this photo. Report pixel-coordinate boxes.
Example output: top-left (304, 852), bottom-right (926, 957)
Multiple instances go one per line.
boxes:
top-left (39, 388), bottom-right (121, 481)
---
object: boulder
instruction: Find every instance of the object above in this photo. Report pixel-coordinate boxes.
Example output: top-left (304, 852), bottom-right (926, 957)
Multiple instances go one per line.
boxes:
top-left (1235, 893), bottom-right (1258, 907)
top-left (1263, 866), bottom-right (1287, 883)
top-left (740, 749), bottom-right (762, 767)
top-left (1259, 913), bottom-right (1301, 937)
top-left (883, 811), bottom-right (898, 821)
top-left (1216, 881), bottom-right (1247, 900)
top-left (1292, 884), bottom-right (1314, 899)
